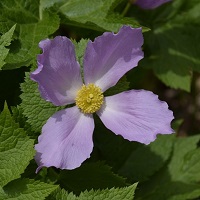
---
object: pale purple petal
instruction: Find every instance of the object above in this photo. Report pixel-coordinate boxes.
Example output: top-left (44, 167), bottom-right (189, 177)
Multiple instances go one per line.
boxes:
top-left (135, 0), bottom-right (171, 9)
top-left (35, 106), bottom-right (94, 171)
top-left (97, 90), bottom-right (174, 144)
top-left (31, 36), bottom-right (83, 106)
top-left (84, 26), bottom-right (143, 92)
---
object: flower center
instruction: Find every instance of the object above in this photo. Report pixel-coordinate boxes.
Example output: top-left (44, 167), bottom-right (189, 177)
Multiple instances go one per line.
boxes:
top-left (75, 83), bottom-right (104, 114)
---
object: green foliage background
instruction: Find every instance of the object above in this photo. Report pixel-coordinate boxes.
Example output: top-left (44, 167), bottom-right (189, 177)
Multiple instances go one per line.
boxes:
top-left (0, 0), bottom-right (200, 199)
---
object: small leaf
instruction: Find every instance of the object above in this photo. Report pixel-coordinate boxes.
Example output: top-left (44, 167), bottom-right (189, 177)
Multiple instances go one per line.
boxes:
top-left (0, 24), bottom-right (16, 69)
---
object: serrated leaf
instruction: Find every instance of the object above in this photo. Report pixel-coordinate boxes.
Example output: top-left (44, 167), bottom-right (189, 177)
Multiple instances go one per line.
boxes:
top-left (48, 184), bottom-right (137, 200)
top-left (47, 188), bottom-right (77, 200)
top-left (0, 104), bottom-right (35, 187)
top-left (73, 38), bottom-right (89, 68)
top-left (11, 106), bottom-right (34, 137)
top-left (135, 135), bottom-right (200, 200)
top-left (0, 24), bottom-right (16, 69)
top-left (1, 179), bottom-right (58, 200)
top-left (58, 162), bottom-right (127, 194)
top-left (79, 183), bottom-right (137, 200)
top-left (20, 72), bottom-right (63, 133)
top-left (0, 0), bottom-right (60, 69)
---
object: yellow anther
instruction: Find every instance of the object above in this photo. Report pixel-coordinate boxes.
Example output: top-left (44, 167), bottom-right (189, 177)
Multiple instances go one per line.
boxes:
top-left (89, 94), bottom-right (94, 98)
top-left (75, 83), bottom-right (104, 114)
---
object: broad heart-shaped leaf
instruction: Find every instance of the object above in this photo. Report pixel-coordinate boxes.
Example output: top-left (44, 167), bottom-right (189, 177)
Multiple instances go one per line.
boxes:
top-left (20, 72), bottom-right (64, 133)
top-left (0, 24), bottom-right (16, 69)
top-left (142, 25), bottom-right (196, 92)
top-left (0, 0), bottom-right (60, 70)
top-left (0, 179), bottom-right (58, 200)
top-left (0, 104), bottom-right (35, 187)
top-left (48, 184), bottom-right (137, 200)
top-left (135, 135), bottom-right (200, 200)
top-left (58, 162), bottom-right (127, 194)
top-left (41, 0), bottom-right (147, 32)
top-left (138, 0), bottom-right (200, 91)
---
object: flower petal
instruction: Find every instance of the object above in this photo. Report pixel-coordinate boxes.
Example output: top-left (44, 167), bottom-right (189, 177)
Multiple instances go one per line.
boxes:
top-left (31, 36), bottom-right (83, 106)
top-left (84, 26), bottom-right (143, 92)
top-left (97, 90), bottom-right (174, 144)
top-left (35, 106), bottom-right (94, 171)
top-left (135, 0), bottom-right (171, 9)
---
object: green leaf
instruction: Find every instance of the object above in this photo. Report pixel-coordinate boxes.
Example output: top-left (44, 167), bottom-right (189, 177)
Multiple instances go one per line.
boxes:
top-left (0, 24), bottom-right (16, 69)
top-left (0, 104), bottom-right (35, 187)
top-left (142, 26), bottom-right (192, 92)
top-left (119, 134), bottom-right (175, 182)
top-left (104, 76), bottom-right (130, 96)
top-left (47, 188), bottom-right (77, 200)
top-left (41, 0), bottom-right (147, 32)
top-left (137, 0), bottom-right (200, 91)
top-left (48, 184), bottom-right (137, 200)
top-left (0, 0), bottom-right (60, 69)
top-left (135, 135), bottom-right (200, 200)
top-left (79, 183), bottom-right (137, 200)
top-left (73, 38), bottom-right (89, 69)
top-left (94, 116), bottom-right (142, 170)
top-left (58, 162), bottom-right (127, 194)
top-left (0, 179), bottom-right (58, 200)
top-left (20, 72), bottom-right (63, 133)
top-left (11, 106), bottom-right (34, 137)
top-left (59, 0), bottom-right (145, 32)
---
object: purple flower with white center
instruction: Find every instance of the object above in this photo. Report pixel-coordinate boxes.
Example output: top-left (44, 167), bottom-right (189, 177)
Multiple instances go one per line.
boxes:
top-left (134, 0), bottom-right (171, 9)
top-left (31, 26), bottom-right (174, 171)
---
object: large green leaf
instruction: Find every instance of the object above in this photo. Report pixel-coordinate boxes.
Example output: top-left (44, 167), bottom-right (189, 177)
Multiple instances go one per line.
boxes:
top-left (0, 104), bottom-right (35, 187)
top-left (135, 135), bottom-right (200, 200)
top-left (41, 0), bottom-right (146, 32)
top-left (137, 0), bottom-right (200, 91)
top-left (119, 134), bottom-right (175, 182)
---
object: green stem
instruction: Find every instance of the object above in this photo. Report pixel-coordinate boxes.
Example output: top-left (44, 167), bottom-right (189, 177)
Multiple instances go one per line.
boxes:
top-left (121, 0), bottom-right (136, 17)
top-left (121, 2), bottom-right (131, 16)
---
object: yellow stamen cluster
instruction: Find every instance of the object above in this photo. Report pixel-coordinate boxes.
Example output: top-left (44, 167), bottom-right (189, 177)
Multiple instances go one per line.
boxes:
top-left (75, 83), bottom-right (104, 114)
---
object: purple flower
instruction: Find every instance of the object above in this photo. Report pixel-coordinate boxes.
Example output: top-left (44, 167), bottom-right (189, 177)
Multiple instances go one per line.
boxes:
top-left (31, 26), bottom-right (174, 171)
top-left (135, 0), bottom-right (171, 9)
